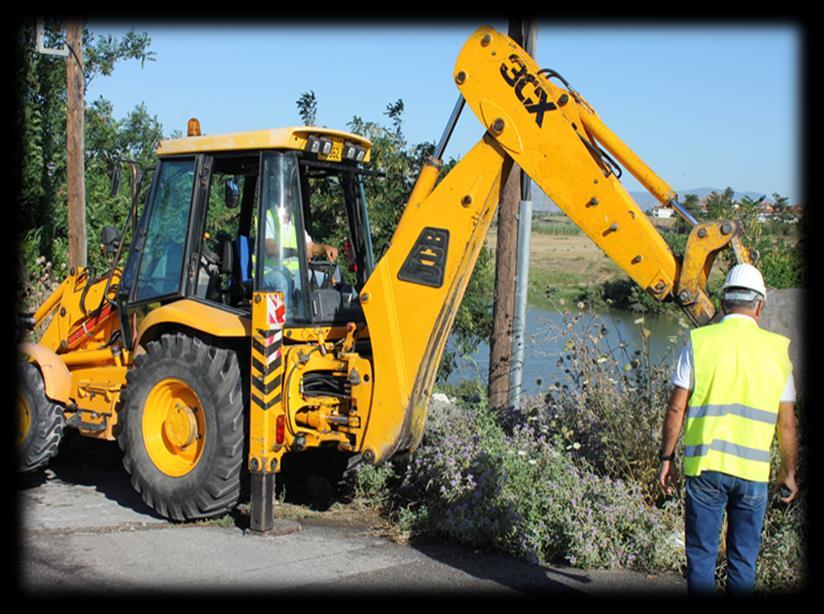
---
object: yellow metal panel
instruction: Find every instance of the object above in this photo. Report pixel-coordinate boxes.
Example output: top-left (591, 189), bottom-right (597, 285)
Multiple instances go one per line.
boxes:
top-left (157, 126), bottom-right (371, 162)
top-left (283, 325), bottom-right (353, 343)
top-left (360, 134), bottom-right (511, 463)
top-left (70, 365), bottom-right (129, 440)
top-left (135, 300), bottom-right (251, 347)
top-left (20, 343), bottom-right (72, 404)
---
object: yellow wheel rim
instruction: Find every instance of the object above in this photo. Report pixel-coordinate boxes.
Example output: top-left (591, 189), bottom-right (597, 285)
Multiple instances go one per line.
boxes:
top-left (16, 392), bottom-right (30, 446)
top-left (142, 378), bottom-right (206, 477)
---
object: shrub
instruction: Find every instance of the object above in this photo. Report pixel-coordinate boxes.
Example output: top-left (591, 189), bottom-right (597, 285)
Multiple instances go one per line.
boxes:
top-left (518, 310), bottom-right (689, 503)
top-left (349, 400), bottom-right (685, 574)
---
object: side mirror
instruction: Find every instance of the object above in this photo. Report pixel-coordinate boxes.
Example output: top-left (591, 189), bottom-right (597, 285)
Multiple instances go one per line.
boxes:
top-left (224, 177), bottom-right (240, 209)
top-left (101, 226), bottom-right (122, 256)
top-left (221, 239), bottom-right (234, 276)
top-left (109, 166), bottom-right (121, 198)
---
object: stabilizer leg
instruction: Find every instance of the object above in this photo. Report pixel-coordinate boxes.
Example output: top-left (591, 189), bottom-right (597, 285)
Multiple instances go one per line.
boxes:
top-left (249, 471), bottom-right (275, 532)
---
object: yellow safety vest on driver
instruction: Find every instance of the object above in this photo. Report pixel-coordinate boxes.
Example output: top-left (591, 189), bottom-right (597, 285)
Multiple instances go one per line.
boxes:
top-left (260, 209), bottom-right (300, 274)
top-left (683, 316), bottom-right (792, 483)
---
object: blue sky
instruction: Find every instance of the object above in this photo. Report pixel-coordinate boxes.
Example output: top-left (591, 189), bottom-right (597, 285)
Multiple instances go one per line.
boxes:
top-left (85, 20), bottom-right (802, 203)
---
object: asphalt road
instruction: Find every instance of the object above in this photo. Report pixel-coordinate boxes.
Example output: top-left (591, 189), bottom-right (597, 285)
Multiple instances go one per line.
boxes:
top-left (16, 434), bottom-right (686, 598)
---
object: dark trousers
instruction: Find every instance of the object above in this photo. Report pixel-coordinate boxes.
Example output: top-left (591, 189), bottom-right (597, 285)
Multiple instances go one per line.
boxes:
top-left (684, 471), bottom-right (768, 596)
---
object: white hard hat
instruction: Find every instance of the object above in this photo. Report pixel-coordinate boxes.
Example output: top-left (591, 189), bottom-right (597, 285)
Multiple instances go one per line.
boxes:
top-left (723, 263), bottom-right (767, 298)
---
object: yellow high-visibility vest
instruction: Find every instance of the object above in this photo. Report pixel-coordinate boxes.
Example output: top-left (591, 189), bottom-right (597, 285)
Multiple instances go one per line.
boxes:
top-left (258, 209), bottom-right (300, 274)
top-left (684, 316), bottom-right (792, 482)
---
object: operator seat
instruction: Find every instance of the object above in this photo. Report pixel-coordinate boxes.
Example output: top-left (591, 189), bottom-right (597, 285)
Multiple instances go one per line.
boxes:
top-left (229, 234), bottom-right (254, 306)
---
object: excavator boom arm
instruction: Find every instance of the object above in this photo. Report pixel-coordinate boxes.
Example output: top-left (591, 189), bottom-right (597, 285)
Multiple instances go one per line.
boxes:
top-left (358, 26), bottom-right (751, 462)
top-left (455, 26), bottom-right (682, 302)
top-left (454, 26), bottom-right (749, 324)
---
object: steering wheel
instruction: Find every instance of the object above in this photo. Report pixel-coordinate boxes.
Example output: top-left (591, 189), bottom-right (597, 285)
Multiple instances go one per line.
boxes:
top-left (307, 260), bottom-right (339, 290)
top-left (201, 241), bottom-right (221, 268)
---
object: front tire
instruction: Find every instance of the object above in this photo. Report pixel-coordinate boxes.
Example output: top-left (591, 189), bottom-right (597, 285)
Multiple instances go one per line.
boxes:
top-left (117, 334), bottom-right (245, 521)
top-left (16, 362), bottom-right (65, 473)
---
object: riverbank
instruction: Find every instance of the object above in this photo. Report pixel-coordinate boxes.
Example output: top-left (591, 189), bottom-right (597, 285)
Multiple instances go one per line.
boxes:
top-left (486, 216), bottom-right (679, 310)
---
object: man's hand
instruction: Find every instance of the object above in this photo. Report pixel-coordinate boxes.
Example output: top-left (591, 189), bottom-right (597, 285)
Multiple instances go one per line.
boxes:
top-left (324, 244), bottom-right (339, 261)
top-left (659, 460), bottom-right (678, 495)
top-left (307, 241), bottom-right (338, 262)
top-left (776, 401), bottom-right (798, 504)
top-left (777, 468), bottom-right (798, 504)
top-left (657, 386), bottom-right (688, 496)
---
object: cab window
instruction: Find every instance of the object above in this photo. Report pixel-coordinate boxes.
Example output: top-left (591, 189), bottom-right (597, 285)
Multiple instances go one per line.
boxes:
top-left (132, 158), bottom-right (196, 303)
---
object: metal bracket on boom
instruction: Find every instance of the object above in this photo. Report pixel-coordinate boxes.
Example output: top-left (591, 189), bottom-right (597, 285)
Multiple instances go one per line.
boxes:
top-left (674, 219), bottom-right (752, 326)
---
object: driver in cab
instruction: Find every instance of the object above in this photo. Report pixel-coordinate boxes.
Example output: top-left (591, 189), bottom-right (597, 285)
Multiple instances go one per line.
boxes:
top-left (263, 204), bottom-right (339, 309)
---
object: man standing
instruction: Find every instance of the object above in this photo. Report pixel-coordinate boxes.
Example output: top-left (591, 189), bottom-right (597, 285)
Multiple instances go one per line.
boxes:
top-left (658, 263), bottom-right (799, 596)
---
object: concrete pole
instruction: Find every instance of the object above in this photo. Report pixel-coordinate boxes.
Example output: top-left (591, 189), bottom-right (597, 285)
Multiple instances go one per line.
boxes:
top-left (66, 19), bottom-right (87, 268)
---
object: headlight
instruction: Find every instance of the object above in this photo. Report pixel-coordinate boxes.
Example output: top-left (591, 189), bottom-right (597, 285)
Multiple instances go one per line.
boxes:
top-left (306, 135), bottom-right (332, 155)
top-left (344, 142), bottom-right (366, 162)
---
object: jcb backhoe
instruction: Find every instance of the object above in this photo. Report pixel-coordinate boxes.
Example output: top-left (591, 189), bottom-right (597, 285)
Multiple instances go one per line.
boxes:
top-left (17, 25), bottom-right (751, 531)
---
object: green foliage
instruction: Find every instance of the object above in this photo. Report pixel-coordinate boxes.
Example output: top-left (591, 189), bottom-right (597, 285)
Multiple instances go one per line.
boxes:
top-left (347, 399), bottom-right (684, 573)
top-left (525, 311), bottom-right (688, 503)
top-left (16, 20), bottom-right (157, 299)
top-left (577, 189), bottom-right (804, 316)
top-left (532, 220), bottom-right (582, 236)
top-left (346, 103), bottom-right (430, 260)
top-left (84, 99), bottom-right (163, 274)
top-left (82, 28), bottom-right (156, 88)
top-left (296, 90), bottom-right (318, 126)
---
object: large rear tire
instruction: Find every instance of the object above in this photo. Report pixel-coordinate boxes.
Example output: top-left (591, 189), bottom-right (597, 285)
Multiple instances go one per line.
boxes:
top-left (117, 334), bottom-right (245, 521)
top-left (16, 362), bottom-right (65, 473)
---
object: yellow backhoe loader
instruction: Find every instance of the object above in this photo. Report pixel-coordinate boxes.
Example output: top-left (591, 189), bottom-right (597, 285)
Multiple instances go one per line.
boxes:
top-left (17, 26), bottom-right (752, 531)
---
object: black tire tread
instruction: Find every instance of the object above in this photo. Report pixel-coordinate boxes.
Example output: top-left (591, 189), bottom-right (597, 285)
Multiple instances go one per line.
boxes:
top-left (117, 333), bottom-right (245, 521)
top-left (17, 363), bottom-right (65, 473)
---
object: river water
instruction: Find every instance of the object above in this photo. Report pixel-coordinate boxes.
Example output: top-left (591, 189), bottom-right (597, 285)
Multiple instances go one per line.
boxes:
top-left (446, 305), bottom-right (688, 397)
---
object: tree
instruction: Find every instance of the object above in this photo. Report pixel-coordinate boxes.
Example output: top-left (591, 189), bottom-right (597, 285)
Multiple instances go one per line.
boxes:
top-left (296, 90), bottom-right (318, 127)
top-left (704, 186), bottom-right (736, 220)
top-left (16, 20), bottom-right (157, 300)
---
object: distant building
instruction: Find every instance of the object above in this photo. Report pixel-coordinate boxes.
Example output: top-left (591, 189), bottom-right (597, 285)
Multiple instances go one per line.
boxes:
top-left (757, 201), bottom-right (777, 223)
top-left (650, 206), bottom-right (675, 219)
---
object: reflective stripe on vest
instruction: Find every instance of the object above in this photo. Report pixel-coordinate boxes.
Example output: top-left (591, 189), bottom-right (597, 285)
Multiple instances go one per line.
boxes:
top-left (683, 316), bottom-right (791, 482)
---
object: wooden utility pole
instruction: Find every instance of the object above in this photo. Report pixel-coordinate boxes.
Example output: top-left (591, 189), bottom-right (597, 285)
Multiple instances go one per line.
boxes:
top-left (488, 18), bottom-right (529, 411)
top-left (66, 19), bottom-right (87, 268)
top-left (488, 161), bottom-right (520, 411)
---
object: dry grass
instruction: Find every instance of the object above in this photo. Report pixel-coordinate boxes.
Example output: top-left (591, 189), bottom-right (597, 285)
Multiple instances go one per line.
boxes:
top-left (486, 230), bottom-right (624, 307)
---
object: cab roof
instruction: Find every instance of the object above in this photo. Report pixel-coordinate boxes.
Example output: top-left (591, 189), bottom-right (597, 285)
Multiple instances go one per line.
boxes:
top-left (156, 126), bottom-right (372, 162)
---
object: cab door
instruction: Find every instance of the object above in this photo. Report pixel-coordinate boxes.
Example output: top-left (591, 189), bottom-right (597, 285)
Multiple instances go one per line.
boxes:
top-left (120, 155), bottom-right (207, 306)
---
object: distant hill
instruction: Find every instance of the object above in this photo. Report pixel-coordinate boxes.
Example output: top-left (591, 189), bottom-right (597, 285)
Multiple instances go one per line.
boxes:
top-left (532, 183), bottom-right (771, 213)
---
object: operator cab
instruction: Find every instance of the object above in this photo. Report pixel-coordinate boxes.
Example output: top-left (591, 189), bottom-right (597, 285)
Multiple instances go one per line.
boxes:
top-left (119, 125), bottom-right (375, 328)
